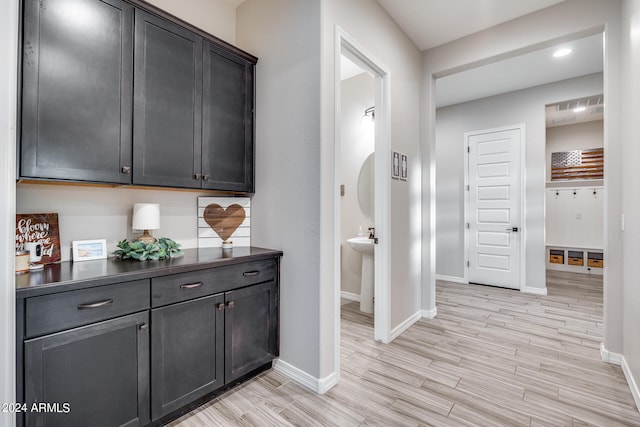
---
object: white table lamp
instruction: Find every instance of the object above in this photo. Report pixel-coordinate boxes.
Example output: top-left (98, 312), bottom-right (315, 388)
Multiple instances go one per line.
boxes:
top-left (132, 203), bottom-right (160, 244)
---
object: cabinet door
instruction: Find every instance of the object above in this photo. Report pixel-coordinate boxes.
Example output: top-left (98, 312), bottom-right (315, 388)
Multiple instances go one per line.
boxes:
top-left (24, 312), bottom-right (150, 427)
top-left (225, 281), bottom-right (278, 383)
top-left (151, 294), bottom-right (224, 420)
top-left (202, 42), bottom-right (255, 192)
top-left (21, 0), bottom-right (133, 183)
top-left (133, 10), bottom-right (202, 188)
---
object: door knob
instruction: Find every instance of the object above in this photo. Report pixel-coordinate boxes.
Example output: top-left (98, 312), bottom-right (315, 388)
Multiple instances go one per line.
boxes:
top-left (505, 227), bottom-right (519, 232)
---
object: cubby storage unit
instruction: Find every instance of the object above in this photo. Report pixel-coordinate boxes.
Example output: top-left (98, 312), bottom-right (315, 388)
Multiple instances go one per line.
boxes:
top-left (546, 246), bottom-right (603, 275)
top-left (567, 250), bottom-right (584, 266)
top-left (15, 247), bottom-right (282, 427)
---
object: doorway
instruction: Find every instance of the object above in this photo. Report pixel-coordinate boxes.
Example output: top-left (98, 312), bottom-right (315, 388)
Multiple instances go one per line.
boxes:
top-left (435, 32), bottom-right (604, 296)
top-left (335, 27), bottom-right (392, 357)
top-left (339, 56), bottom-right (375, 311)
top-left (464, 125), bottom-right (524, 290)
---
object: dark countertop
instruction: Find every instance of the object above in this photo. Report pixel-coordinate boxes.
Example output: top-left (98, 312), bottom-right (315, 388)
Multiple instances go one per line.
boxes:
top-left (16, 247), bottom-right (283, 299)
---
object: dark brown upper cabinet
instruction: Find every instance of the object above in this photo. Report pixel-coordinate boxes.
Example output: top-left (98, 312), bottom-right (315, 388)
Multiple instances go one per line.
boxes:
top-left (20, 0), bottom-right (257, 193)
top-left (20, 0), bottom-right (134, 184)
top-left (132, 9), bottom-right (202, 189)
top-left (202, 41), bottom-right (255, 192)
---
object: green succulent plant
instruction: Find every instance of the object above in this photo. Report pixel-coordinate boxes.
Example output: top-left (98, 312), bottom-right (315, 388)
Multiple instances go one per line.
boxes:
top-left (114, 237), bottom-right (183, 261)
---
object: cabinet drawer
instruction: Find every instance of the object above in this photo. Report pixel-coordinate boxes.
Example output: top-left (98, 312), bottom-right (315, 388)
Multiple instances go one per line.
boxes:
top-left (25, 280), bottom-right (150, 338)
top-left (152, 258), bottom-right (276, 307)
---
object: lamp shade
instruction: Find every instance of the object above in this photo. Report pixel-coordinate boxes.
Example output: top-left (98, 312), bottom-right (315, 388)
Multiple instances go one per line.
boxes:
top-left (132, 203), bottom-right (160, 231)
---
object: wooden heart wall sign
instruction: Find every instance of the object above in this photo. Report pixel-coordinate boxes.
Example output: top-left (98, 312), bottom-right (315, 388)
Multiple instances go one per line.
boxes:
top-left (203, 203), bottom-right (246, 242)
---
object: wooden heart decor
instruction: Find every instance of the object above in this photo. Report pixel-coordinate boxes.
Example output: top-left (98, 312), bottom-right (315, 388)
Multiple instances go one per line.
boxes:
top-left (203, 203), bottom-right (246, 242)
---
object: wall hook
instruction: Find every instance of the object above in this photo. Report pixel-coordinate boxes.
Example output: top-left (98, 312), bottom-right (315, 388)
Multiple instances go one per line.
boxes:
top-left (573, 189), bottom-right (577, 198)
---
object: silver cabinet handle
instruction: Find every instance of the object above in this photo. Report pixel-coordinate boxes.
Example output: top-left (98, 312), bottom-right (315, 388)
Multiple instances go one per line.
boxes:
top-left (243, 271), bottom-right (259, 277)
top-left (77, 299), bottom-right (113, 310)
top-left (227, 301), bottom-right (235, 309)
top-left (180, 282), bottom-right (203, 289)
top-left (217, 303), bottom-right (225, 311)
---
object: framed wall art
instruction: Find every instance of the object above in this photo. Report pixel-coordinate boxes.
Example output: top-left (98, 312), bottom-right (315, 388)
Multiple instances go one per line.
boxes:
top-left (72, 239), bottom-right (107, 262)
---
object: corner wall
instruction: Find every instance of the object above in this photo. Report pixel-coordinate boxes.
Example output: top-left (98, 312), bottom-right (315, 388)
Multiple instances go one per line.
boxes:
top-left (0, 0), bottom-right (18, 425)
top-left (322, 0), bottom-right (423, 376)
top-left (621, 0), bottom-right (640, 408)
top-left (237, 0), bottom-right (323, 384)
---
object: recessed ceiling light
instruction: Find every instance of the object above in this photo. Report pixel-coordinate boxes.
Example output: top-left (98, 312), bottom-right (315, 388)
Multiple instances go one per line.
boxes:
top-left (573, 106), bottom-right (586, 113)
top-left (553, 48), bottom-right (572, 58)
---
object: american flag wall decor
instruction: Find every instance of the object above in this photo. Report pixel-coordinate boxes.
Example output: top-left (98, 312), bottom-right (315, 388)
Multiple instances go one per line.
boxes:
top-left (551, 148), bottom-right (604, 180)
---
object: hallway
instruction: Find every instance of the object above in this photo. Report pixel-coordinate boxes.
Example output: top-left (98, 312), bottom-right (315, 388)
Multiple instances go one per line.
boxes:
top-left (170, 271), bottom-right (639, 426)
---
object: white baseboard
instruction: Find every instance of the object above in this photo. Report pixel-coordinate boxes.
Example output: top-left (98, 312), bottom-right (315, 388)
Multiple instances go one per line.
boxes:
top-left (600, 343), bottom-right (622, 365)
top-left (340, 291), bottom-right (360, 302)
top-left (522, 286), bottom-right (547, 296)
top-left (600, 344), bottom-right (640, 413)
top-left (621, 356), bottom-right (640, 413)
top-left (390, 310), bottom-right (422, 341)
top-left (273, 359), bottom-right (338, 395)
top-left (422, 307), bottom-right (437, 319)
top-left (435, 274), bottom-right (466, 284)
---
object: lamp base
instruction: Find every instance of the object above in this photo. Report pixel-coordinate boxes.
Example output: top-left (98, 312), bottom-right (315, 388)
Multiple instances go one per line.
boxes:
top-left (137, 230), bottom-right (157, 244)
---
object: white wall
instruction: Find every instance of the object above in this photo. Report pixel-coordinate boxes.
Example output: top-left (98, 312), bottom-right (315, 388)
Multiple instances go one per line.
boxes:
top-left (621, 0), bottom-right (640, 406)
top-left (0, 0), bottom-right (18, 423)
top-left (237, 0), bottom-right (323, 383)
top-left (340, 73), bottom-right (374, 297)
top-left (423, 0), bottom-right (624, 355)
top-left (237, 0), bottom-right (423, 389)
top-left (435, 73), bottom-right (603, 282)
top-left (16, 185), bottom-right (214, 261)
top-left (546, 120), bottom-right (604, 181)
top-left (145, 0), bottom-right (237, 44)
top-left (324, 0), bottom-right (423, 333)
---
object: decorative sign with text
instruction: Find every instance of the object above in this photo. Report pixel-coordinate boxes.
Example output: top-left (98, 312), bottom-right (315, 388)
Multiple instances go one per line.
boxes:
top-left (15, 213), bottom-right (61, 264)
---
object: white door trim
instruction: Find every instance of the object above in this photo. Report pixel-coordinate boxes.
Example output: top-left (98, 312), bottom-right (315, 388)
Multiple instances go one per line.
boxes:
top-left (334, 26), bottom-right (393, 372)
top-left (0, 0), bottom-right (19, 422)
top-left (464, 124), bottom-right (526, 291)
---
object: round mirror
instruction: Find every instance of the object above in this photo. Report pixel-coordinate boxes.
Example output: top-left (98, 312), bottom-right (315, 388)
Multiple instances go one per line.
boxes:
top-left (357, 152), bottom-right (375, 220)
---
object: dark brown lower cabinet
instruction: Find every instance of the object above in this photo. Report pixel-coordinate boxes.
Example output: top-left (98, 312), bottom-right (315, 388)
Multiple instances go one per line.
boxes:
top-left (17, 252), bottom-right (281, 427)
top-left (24, 312), bottom-right (150, 427)
top-left (151, 294), bottom-right (225, 420)
top-left (225, 281), bottom-right (278, 383)
top-left (151, 281), bottom-right (279, 421)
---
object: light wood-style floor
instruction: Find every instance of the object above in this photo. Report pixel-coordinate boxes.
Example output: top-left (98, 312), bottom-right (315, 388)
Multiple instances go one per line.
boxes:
top-left (168, 271), bottom-right (640, 426)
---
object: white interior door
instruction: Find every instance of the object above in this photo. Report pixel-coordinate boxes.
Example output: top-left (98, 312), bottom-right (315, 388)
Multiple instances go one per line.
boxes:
top-left (466, 126), bottom-right (522, 289)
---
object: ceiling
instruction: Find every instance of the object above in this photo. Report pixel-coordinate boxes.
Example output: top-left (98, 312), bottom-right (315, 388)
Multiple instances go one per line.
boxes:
top-left (340, 0), bottom-right (604, 125)
top-left (435, 33), bottom-right (603, 108)
top-left (375, 0), bottom-right (568, 51)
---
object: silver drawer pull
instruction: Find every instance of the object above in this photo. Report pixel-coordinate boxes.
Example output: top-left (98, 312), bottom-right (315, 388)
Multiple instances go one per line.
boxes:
top-left (77, 299), bottom-right (114, 310)
top-left (243, 271), bottom-right (260, 277)
top-left (180, 282), bottom-right (203, 289)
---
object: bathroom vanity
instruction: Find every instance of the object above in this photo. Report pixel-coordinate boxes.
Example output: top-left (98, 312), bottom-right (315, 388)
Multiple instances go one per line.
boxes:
top-left (15, 247), bottom-right (282, 427)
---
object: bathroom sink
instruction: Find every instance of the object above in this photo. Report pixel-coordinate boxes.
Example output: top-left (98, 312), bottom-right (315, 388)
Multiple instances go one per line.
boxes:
top-left (346, 236), bottom-right (375, 313)
top-left (347, 237), bottom-right (375, 255)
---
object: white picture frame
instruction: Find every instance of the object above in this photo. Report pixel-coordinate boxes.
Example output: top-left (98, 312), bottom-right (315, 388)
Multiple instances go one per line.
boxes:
top-left (392, 151), bottom-right (401, 179)
top-left (72, 239), bottom-right (107, 262)
top-left (401, 153), bottom-right (408, 181)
